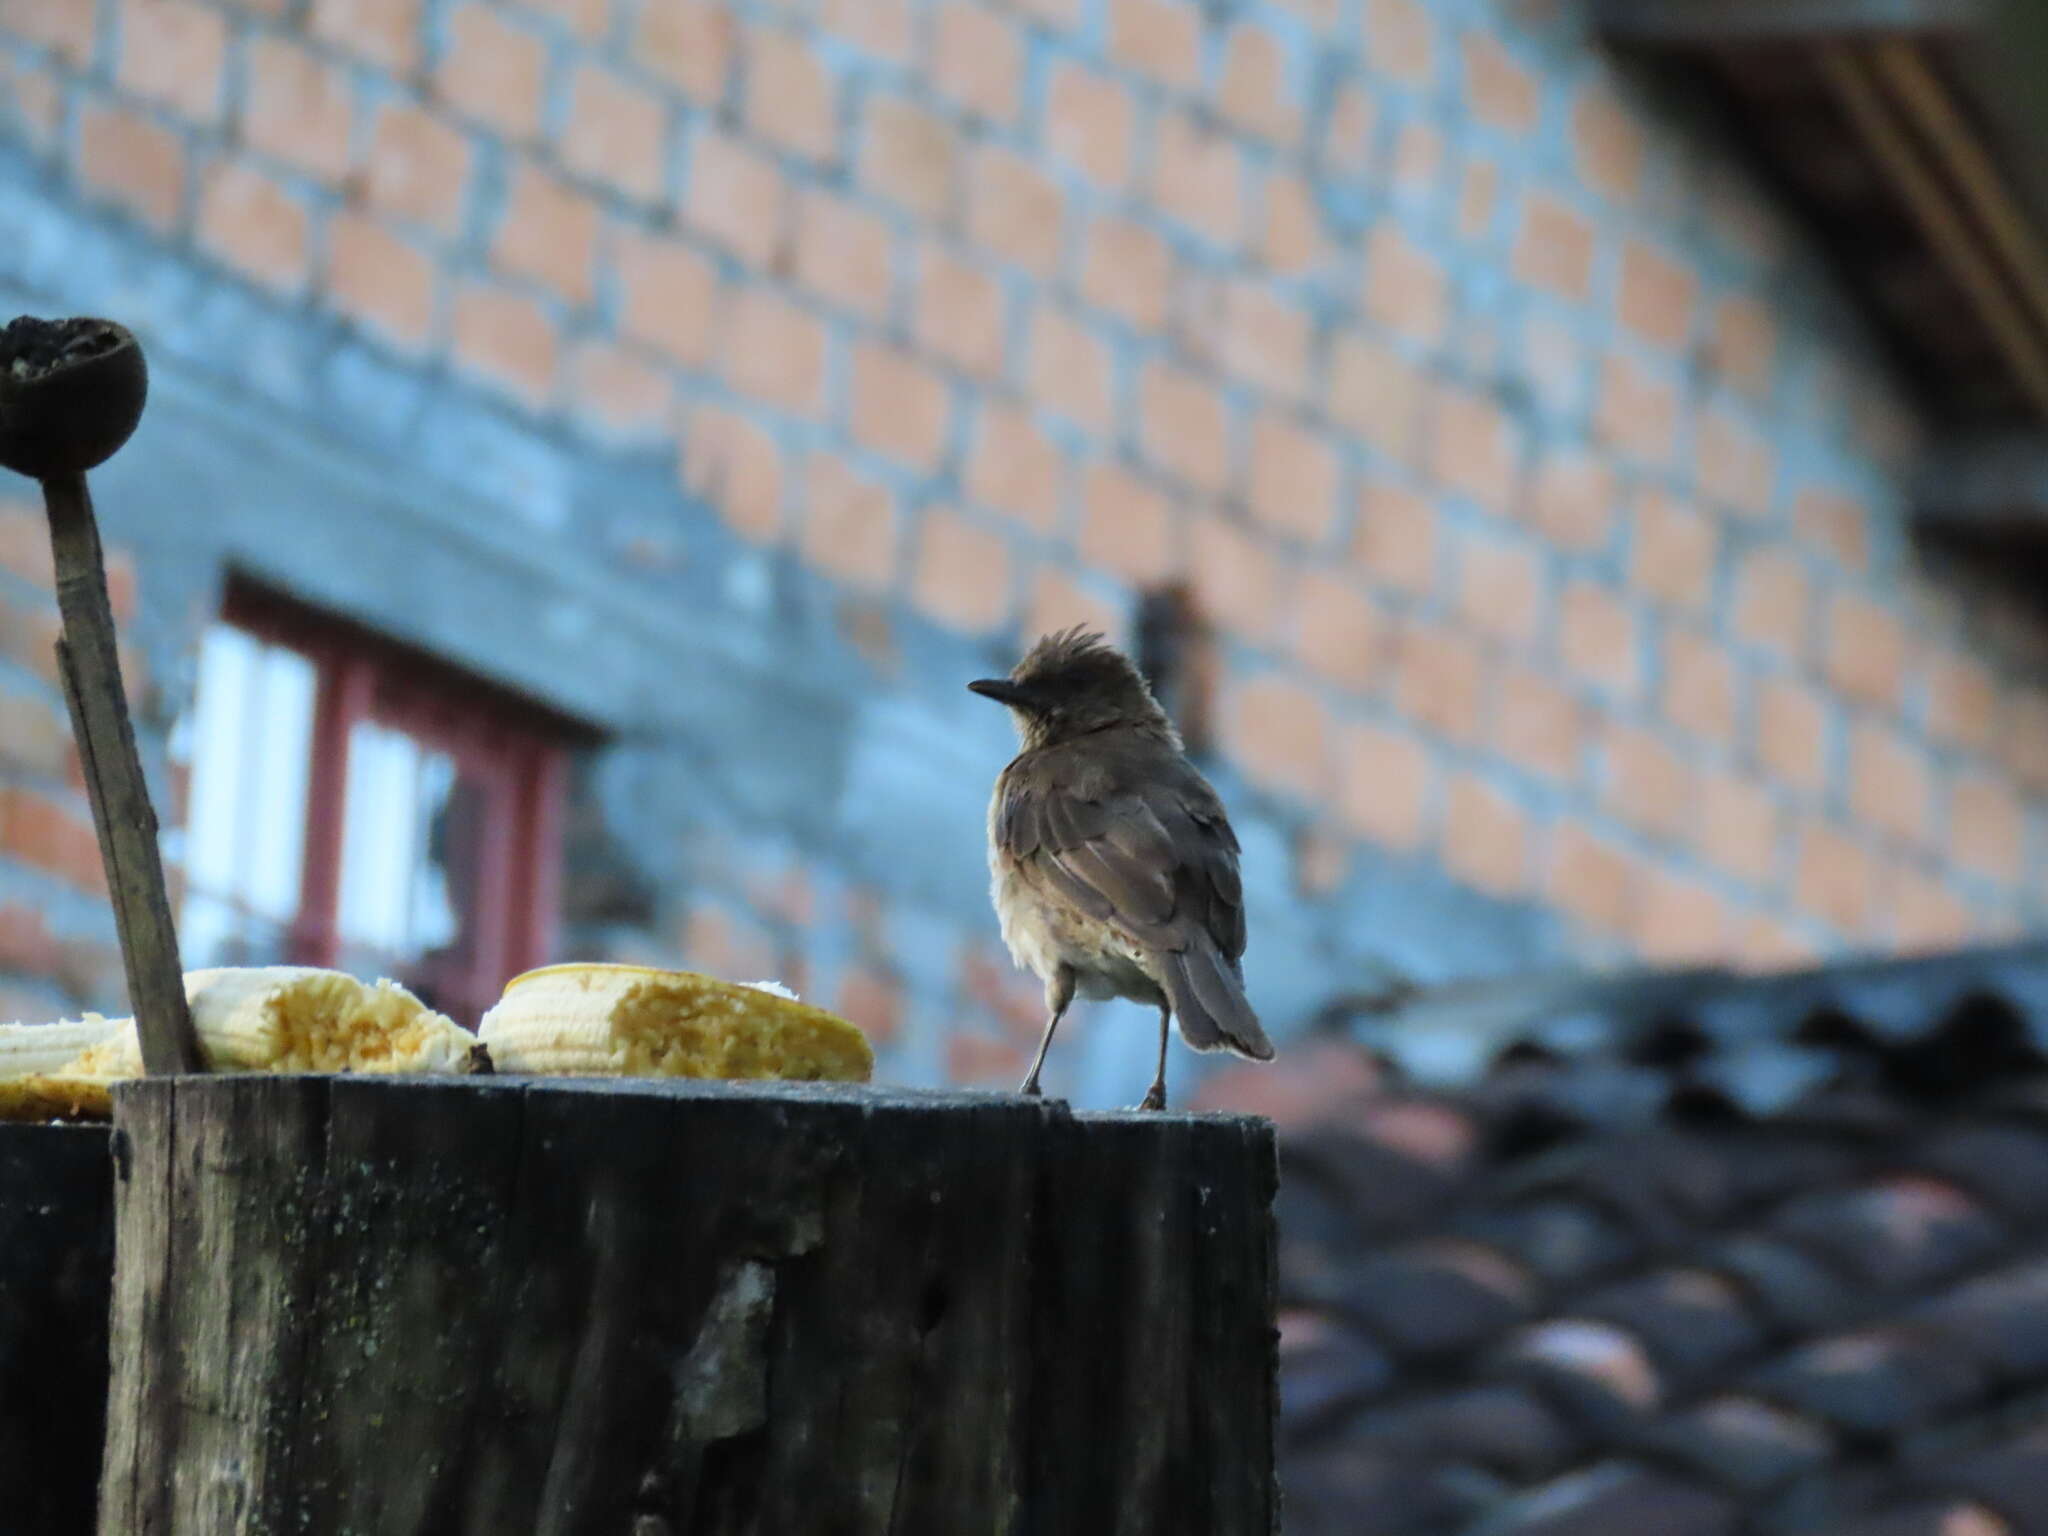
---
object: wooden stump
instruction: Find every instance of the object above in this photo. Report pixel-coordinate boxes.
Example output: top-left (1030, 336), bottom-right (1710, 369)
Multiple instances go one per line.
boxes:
top-left (98, 1077), bottom-right (1277, 1534)
top-left (0, 1124), bottom-right (115, 1535)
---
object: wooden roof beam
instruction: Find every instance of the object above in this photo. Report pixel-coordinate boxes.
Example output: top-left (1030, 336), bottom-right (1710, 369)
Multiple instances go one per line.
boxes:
top-left (1596, 0), bottom-right (1988, 45)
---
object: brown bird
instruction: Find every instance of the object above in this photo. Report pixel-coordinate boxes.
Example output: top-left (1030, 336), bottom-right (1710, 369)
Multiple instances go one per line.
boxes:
top-left (969, 628), bottom-right (1274, 1111)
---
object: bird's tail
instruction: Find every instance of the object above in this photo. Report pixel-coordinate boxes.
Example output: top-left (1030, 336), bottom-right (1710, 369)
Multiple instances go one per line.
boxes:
top-left (1163, 938), bottom-right (1274, 1062)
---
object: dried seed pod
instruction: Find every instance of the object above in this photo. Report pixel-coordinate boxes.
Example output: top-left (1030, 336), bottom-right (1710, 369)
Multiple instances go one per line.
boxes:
top-left (0, 315), bottom-right (148, 480)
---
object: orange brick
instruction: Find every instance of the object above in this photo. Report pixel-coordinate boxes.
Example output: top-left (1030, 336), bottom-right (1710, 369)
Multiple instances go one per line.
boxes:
top-left (1260, 171), bottom-right (1331, 276)
top-left (1322, 79), bottom-right (1378, 177)
top-left (1924, 651), bottom-right (1997, 750)
top-left (1884, 862), bottom-right (1976, 953)
top-left (564, 341), bottom-right (672, 440)
top-left (745, 25), bottom-right (837, 160)
top-left (326, 212), bottom-right (436, 348)
top-left (494, 161), bottom-right (600, 303)
top-left (836, 966), bottom-right (902, 1044)
top-left (1696, 770), bottom-right (1780, 887)
top-left (197, 160), bottom-right (311, 293)
top-left (722, 288), bottom-right (828, 417)
top-left (1430, 385), bottom-right (1518, 516)
top-left (861, 93), bottom-right (959, 222)
top-left (969, 147), bottom-right (1065, 277)
top-left (612, 228), bottom-right (718, 367)
top-left (0, 57), bottom-right (61, 152)
top-left (793, 189), bottom-right (894, 320)
top-left (1711, 295), bottom-right (1776, 397)
top-left (1220, 280), bottom-right (1312, 401)
top-left (1628, 489), bottom-right (1714, 611)
top-left (1823, 592), bottom-right (1907, 711)
top-left (1513, 193), bottom-right (1594, 301)
top-left (1617, 240), bottom-right (1697, 351)
top-left (77, 102), bottom-right (184, 231)
top-left (916, 246), bottom-right (1007, 378)
top-left (1246, 413), bottom-right (1340, 545)
top-left (1109, 0), bottom-right (1200, 87)
top-left (1045, 60), bottom-right (1135, 189)
top-left (932, 2), bottom-right (1021, 122)
top-left (1847, 720), bottom-right (1932, 848)
top-left (802, 453), bottom-right (900, 591)
top-left (563, 65), bottom-right (670, 201)
top-left (1456, 538), bottom-right (1545, 644)
top-left (913, 508), bottom-right (1011, 633)
top-left (1494, 665), bottom-right (1583, 782)
top-left (687, 129), bottom-right (787, 266)
top-left (1152, 109), bottom-right (1245, 248)
top-left (436, 4), bottom-right (545, 138)
top-left (1948, 773), bottom-right (2026, 885)
top-left (241, 37), bottom-right (352, 181)
top-left (0, 0), bottom-right (93, 62)
top-left (1138, 363), bottom-right (1231, 494)
top-left (1078, 465), bottom-right (1174, 584)
top-left (1338, 721), bottom-right (1433, 849)
top-left (1292, 822), bottom-right (1352, 899)
top-left (1459, 158), bottom-right (1501, 243)
top-left (1661, 627), bottom-right (1738, 746)
top-left (1634, 869), bottom-right (1730, 964)
top-left (1730, 548), bottom-right (1809, 661)
top-left (1548, 820), bottom-right (1637, 935)
top-left (1464, 32), bottom-right (1538, 133)
top-left (638, 0), bottom-right (739, 101)
top-left (680, 903), bottom-right (779, 983)
top-left (1354, 481), bottom-right (1439, 596)
top-left (451, 281), bottom-right (557, 409)
top-left (364, 101), bottom-right (473, 237)
top-left (2001, 690), bottom-right (2048, 793)
top-left (1603, 720), bottom-right (1693, 844)
top-left (0, 504), bottom-right (55, 590)
top-left (1393, 618), bottom-right (1486, 742)
top-left (1696, 408), bottom-right (1777, 518)
top-left (1294, 572), bottom-right (1382, 689)
top-left (1366, 0), bottom-right (1434, 85)
top-left (0, 689), bottom-right (68, 783)
top-left (1026, 307), bottom-right (1116, 437)
top-left (1443, 775), bottom-right (1529, 898)
top-left (1328, 334), bottom-right (1423, 465)
top-left (1080, 215), bottom-right (1171, 333)
top-left (1572, 84), bottom-right (1644, 204)
top-left (1218, 23), bottom-right (1300, 143)
top-left (118, 0), bottom-right (227, 120)
top-left (1753, 676), bottom-right (1829, 793)
top-left (306, 0), bottom-right (418, 70)
top-left (1188, 511), bottom-right (1281, 641)
top-left (1365, 225), bottom-right (1449, 344)
top-left (1391, 120), bottom-right (1444, 196)
top-left (1793, 486), bottom-right (1871, 572)
top-left (1228, 674), bottom-right (1334, 800)
top-left (519, 0), bottom-right (607, 37)
top-left (1795, 819), bottom-right (1874, 934)
top-left (967, 404), bottom-right (1063, 532)
top-left (946, 1032), bottom-right (1024, 1086)
top-left (1594, 352), bottom-right (1679, 465)
top-left (822, 0), bottom-right (913, 60)
top-left (1026, 567), bottom-right (1124, 652)
top-left (850, 344), bottom-right (953, 469)
top-left (1558, 580), bottom-right (1639, 697)
top-left (683, 405), bottom-right (786, 543)
top-left (1736, 914), bottom-right (1821, 972)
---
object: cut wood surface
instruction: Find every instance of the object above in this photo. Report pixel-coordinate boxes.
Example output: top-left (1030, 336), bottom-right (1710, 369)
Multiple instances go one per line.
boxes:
top-left (98, 1076), bottom-right (1277, 1535)
top-left (0, 1123), bottom-right (115, 1536)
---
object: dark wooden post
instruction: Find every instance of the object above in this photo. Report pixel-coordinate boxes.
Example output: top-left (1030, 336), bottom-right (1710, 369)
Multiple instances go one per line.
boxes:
top-left (96, 1076), bottom-right (1276, 1534)
top-left (0, 1124), bottom-right (116, 1535)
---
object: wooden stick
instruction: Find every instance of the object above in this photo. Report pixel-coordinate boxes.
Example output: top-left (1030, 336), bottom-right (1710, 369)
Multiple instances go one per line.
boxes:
top-left (41, 473), bottom-right (201, 1076)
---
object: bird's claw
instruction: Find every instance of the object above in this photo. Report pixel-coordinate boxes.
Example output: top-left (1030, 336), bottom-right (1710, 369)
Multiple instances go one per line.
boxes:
top-left (1134, 1085), bottom-right (1167, 1112)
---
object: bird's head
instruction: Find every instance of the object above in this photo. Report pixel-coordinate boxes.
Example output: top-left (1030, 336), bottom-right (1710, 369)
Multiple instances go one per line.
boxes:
top-left (969, 627), bottom-right (1177, 749)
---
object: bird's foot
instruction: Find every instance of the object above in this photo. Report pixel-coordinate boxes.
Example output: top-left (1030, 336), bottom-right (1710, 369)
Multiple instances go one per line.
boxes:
top-left (1133, 1083), bottom-right (1167, 1112)
top-left (1018, 1074), bottom-right (1044, 1098)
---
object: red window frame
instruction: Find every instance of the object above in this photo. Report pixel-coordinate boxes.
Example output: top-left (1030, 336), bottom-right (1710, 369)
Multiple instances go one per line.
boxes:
top-left (217, 578), bottom-right (576, 1023)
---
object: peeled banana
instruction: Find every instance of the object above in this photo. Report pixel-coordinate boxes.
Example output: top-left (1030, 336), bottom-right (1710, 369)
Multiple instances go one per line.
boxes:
top-left (0, 966), bottom-right (483, 1122)
top-left (478, 962), bottom-right (873, 1083)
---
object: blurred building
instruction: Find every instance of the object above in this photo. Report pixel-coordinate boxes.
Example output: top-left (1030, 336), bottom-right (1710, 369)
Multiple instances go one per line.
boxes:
top-left (2, 0), bottom-right (2048, 1099)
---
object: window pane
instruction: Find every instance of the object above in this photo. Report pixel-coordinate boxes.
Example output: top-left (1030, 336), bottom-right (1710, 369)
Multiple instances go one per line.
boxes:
top-left (172, 624), bottom-right (316, 969)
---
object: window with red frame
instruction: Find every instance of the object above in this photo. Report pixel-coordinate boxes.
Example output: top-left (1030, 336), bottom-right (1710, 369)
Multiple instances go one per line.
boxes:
top-left (167, 579), bottom-right (578, 1027)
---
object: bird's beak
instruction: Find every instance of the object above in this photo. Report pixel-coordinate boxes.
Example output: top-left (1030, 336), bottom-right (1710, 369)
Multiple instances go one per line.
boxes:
top-left (969, 677), bottom-right (1031, 707)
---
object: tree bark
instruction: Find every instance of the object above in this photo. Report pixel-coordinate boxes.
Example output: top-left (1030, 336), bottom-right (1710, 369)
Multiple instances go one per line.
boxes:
top-left (97, 1076), bottom-right (1277, 1535)
top-left (0, 1124), bottom-right (115, 1535)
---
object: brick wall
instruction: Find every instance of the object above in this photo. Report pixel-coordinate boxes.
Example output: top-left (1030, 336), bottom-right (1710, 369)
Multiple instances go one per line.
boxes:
top-left (4, 0), bottom-right (2048, 1094)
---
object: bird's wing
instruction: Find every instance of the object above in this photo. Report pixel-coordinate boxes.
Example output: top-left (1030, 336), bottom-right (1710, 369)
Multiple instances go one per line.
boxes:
top-left (997, 738), bottom-right (1246, 963)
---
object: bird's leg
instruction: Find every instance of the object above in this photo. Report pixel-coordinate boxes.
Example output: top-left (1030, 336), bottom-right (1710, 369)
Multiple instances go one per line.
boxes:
top-left (1019, 966), bottom-right (1076, 1097)
top-left (1136, 1003), bottom-right (1170, 1112)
